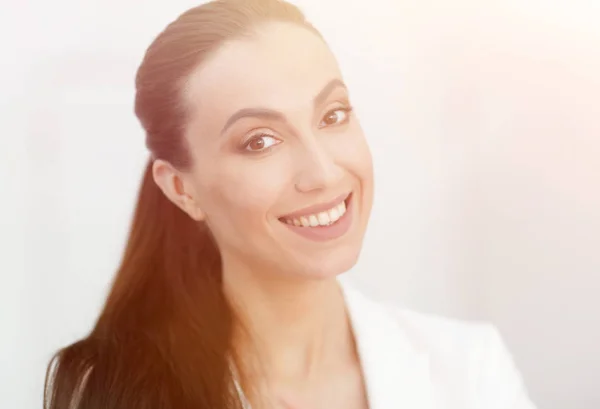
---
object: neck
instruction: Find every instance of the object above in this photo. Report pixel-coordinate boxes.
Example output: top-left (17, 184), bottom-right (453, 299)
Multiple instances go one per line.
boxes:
top-left (222, 268), bottom-right (355, 382)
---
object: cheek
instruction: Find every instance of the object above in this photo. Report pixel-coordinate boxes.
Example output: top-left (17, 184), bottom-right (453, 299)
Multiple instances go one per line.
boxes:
top-left (203, 164), bottom-right (288, 224)
top-left (357, 139), bottom-right (374, 177)
top-left (337, 129), bottom-right (374, 180)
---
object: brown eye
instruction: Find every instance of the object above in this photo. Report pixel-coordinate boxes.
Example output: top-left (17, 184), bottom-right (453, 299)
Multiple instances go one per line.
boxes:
top-left (243, 134), bottom-right (280, 153)
top-left (320, 106), bottom-right (353, 127)
top-left (248, 138), bottom-right (265, 151)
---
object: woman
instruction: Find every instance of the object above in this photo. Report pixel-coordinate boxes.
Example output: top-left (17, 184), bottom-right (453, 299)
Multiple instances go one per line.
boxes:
top-left (44, 0), bottom-right (537, 408)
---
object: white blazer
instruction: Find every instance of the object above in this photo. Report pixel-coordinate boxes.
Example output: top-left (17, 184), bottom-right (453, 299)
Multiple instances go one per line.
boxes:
top-left (338, 277), bottom-right (537, 409)
top-left (70, 277), bottom-right (538, 409)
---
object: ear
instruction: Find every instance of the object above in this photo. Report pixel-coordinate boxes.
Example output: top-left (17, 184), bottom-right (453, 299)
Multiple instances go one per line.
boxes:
top-left (151, 159), bottom-right (206, 222)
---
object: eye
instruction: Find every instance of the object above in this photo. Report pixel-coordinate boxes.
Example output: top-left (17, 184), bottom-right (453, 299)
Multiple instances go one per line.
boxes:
top-left (243, 133), bottom-right (281, 153)
top-left (320, 106), bottom-right (354, 127)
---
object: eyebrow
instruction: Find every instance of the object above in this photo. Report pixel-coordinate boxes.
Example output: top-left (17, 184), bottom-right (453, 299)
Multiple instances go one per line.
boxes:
top-left (220, 78), bottom-right (347, 135)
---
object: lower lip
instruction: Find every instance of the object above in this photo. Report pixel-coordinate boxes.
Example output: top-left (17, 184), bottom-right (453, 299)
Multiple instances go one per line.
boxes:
top-left (279, 193), bottom-right (354, 242)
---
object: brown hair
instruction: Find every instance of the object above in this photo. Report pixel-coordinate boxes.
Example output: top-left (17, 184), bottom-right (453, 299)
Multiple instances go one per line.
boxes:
top-left (43, 1), bottom-right (323, 408)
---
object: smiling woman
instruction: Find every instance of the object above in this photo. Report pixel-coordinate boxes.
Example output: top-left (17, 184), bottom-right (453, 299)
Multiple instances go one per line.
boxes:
top-left (43, 1), bottom-right (537, 409)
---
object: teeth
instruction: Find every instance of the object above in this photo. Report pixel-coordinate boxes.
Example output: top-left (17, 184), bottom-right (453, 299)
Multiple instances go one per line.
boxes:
top-left (282, 197), bottom-right (348, 227)
top-left (328, 206), bottom-right (340, 222)
top-left (317, 212), bottom-right (330, 225)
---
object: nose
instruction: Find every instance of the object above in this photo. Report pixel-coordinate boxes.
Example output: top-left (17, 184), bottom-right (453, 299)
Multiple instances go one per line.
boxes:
top-left (293, 138), bottom-right (344, 193)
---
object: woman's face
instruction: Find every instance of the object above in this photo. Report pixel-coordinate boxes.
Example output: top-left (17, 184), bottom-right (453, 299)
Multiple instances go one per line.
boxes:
top-left (180, 22), bottom-right (374, 281)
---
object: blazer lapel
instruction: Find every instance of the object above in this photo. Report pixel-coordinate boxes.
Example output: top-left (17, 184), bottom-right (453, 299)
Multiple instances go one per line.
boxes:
top-left (339, 278), bottom-right (437, 409)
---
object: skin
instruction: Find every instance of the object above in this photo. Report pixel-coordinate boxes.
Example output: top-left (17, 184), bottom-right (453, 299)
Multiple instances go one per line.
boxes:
top-left (153, 21), bottom-right (374, 409)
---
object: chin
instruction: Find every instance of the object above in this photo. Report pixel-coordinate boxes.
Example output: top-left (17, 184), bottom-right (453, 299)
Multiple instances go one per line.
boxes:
top-left (293, 248), bottom-right (362, 281)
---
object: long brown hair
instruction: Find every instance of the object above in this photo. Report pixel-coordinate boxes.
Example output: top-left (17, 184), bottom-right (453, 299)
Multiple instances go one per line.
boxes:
top-left (43, 1), bottom-right (323, 408)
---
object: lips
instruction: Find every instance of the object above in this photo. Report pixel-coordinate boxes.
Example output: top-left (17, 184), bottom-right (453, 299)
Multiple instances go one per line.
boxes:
top-left (279, 192), bottom-right (351, 220)
top-left (279, 192), bottom-right (355, 241)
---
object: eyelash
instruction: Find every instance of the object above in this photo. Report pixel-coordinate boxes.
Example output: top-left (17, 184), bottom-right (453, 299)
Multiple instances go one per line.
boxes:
top-left (241, 105), bottom-right (354, 154)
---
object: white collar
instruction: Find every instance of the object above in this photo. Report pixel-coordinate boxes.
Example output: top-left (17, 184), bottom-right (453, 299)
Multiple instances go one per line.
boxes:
top-left (339, 277), bottom-right (437, 409)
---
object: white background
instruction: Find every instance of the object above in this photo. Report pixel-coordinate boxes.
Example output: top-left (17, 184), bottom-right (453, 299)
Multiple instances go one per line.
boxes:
top-left (1, 1), bottom-right (599, 408)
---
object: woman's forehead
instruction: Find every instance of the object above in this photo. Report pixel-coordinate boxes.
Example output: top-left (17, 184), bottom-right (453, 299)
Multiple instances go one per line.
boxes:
top-left (183, 22), bottom-right (342, 119)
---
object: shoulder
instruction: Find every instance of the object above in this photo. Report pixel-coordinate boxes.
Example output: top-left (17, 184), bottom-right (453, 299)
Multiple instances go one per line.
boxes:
top-left (387, 304), bottom-right (537, 409)
top-left (339, 279), bottom-right (536, 408)
top-left (389, 306), bottom-right (501, 359)
top-left (340, 278), bottom-right (504, 358)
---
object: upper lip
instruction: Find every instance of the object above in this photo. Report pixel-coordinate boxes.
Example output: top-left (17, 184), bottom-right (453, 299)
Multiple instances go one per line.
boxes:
top-left (280, 192), bottom-right (351, 219)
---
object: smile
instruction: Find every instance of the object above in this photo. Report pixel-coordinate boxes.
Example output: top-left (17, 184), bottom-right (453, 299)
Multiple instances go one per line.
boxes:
top-left (281, 195), bottom-right (348, 227)
top-left (278, 192), bottom-right (354, 242)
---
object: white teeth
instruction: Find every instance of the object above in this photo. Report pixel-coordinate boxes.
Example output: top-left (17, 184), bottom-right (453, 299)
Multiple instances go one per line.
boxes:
top-left (328, 206), bottom-right (340, 222)
top-left (317, 212), bottom-right (330, 225)
top-left (282, 196), bottom-right (349, 227)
